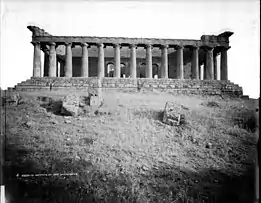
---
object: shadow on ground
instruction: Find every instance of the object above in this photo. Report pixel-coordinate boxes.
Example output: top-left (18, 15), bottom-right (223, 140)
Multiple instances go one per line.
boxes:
top-left (4, 141), bottom-right (256, 203)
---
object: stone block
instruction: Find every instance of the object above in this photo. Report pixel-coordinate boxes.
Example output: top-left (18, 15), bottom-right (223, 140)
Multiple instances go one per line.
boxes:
top-left (90, 95), bottom-right (102, 107)
top-left (163, 101), bottom-right (185, 126)
top-left (61, 94), bottom-right (80, 117)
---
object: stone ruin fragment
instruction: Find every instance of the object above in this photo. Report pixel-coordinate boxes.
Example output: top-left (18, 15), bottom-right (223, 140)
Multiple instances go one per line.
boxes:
top-left (163, 101), bottom-right (185, 126)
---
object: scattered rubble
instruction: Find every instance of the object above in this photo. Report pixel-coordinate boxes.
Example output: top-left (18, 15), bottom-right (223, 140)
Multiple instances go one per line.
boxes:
top-left (206, 142), bottom-right (213, 149)
top-left (60, 90), bottom-right (103, 117)
top-left (24, 121), bottom-right (35, 128)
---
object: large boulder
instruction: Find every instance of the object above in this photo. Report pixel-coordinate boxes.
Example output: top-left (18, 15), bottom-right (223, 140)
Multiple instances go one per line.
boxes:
top-left (61, 94), bottom-right (80, 117)
top-left (163, 101), bottom-right (185, 126)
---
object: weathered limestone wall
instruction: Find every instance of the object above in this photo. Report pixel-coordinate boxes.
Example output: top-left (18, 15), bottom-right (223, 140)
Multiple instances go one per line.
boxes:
top-left (13, 77), bottom-right (243, 97)
top-left (69, 56), bottom-right (195, 79)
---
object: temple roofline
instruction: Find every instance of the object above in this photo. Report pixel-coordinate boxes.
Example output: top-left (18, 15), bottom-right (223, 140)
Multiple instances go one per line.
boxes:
top-left (27, 26), bottom-right (52, 37)
top-left (27, 25), bottom-right (232, 45)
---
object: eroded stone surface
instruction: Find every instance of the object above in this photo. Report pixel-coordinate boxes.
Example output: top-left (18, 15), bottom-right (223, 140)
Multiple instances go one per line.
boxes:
top-left (61, 94), bottom-right (80, 117)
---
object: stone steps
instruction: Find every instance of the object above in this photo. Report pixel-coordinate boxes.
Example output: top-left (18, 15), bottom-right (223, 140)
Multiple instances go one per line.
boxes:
top-left (10, 77), bottom-right (244, 97)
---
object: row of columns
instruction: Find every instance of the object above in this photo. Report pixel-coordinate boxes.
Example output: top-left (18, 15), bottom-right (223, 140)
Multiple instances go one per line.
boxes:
top-left (32, 42), bottom-right (228, 80)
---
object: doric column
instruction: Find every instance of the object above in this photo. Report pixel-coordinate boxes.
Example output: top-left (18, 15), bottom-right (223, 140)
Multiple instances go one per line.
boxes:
top-left (97, 43), bottom-right (105, 78)
top-left (114, 43), bottom-right (121, 78)
top-left (191, 46), bottom-right (199, 80)
top-left (176, 45), bottom-right (184, 79)
top-left (221, 47), bottom-right (229, 80)
top-left (205, 47), bottom-right (214, 80)
top-left (200, 65), bottom-right (204, 80)
top-left (213, 52), bottom-right (219, 80)
top-left (81, 43), bottom-right (89, 77)
top-left (64, 43), bottom-right (72, 77)
top-left (160, 44), bottom-right (168, 78)
top-left (44, 52), bottom-right (49, 77)
top-left (145, 44), bottom-right (153, 78)
top-left (130, 44), bottom-right (137, 78)
top-left (32, 42), bottom-right (41, 77)
top-left (48, 42), bottom-right (57, 77)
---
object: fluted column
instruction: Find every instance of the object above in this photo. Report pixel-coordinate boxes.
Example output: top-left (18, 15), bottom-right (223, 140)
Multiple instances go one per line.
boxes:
top-left (221, 47), bottom-right (229, 80)
top-left (32, 42), bottom-right (41, 77)
top-left (160, 44), bottom-right (168, 78)
top-left (81, 43), bottom-right (89, 77)
top-left (205, 47), bottom-right (214, 80)
top-left (114, 43), bottom-right (121, 78)
top-left (97, 43), bottom-right (105, 78)
top-left (176, 45), bottom-right (184, 79)
top-left (191, 46), bottom-right (199, 80)
top-left (64, 43), bottom-right (72, 77)
top-left (48, 42), bottom-right (57, 77)
top-left (146, 44), bottom-right (153, 78)
top-left (130, 44), bottom-right (137, 78)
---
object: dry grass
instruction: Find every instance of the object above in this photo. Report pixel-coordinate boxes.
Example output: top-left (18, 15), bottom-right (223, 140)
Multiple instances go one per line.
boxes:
top-left (2, 91), bottom-right (259, 203)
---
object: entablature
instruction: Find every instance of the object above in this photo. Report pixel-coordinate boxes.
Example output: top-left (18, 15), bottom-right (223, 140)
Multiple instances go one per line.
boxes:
top-left (32, 36), bottom-right (230, 48)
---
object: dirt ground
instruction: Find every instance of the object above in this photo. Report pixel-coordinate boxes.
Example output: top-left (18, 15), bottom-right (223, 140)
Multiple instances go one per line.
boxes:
top-left (1, 90), bottom-right (259, 203)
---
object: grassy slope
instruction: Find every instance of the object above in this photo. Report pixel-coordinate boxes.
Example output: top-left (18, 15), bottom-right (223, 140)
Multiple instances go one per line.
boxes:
top-left (2, 91), bottom-right (259, 203)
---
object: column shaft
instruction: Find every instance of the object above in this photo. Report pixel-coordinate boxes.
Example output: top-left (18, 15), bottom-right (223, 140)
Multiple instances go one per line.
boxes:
top-left (57, 61), bottom-right (60, 77)
top-left (44, 53), bottom-right (49, 77)
top-left (203, 53), bottom-right (207, 80)
top-left (130, 44), bottom-right (137, 78)
top-left (191, 46), bottom-right (199, 79)
top-left (114, 44), bottom-right (121, 78)
top-left (176, 46), bottom-right (184, 79)
top-left (64, 43), bottom-right (72, 77)
top-left (81, 43), bottom-right (89, 77)
top-left (205, 48), bottom-right (214, 80)
top-left (48, 42), bottom-right (57, 77)
top-left (98, 43), bottom-right (105, 78)
top-left (146, 44), bottom-right (152, 78)
top-left (32, 42), bottom-right (41, 77)
top-left (221, 47), bottom-right (228, 80)
top-left (161, 45), bottom-right (168, 78)
top-left (200, 65), bottom-right (204, 80)
top-left (214, 53), bottom-right (218, 80)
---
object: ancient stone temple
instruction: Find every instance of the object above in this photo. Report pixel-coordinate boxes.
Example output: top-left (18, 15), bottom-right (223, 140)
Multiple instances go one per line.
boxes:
top-left (11, 26), bottom-right (244, 97)
top-left (28, 26), bottom-right (231, 80)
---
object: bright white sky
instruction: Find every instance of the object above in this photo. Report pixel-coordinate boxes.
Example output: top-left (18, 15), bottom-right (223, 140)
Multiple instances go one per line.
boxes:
top-left (0, 0), bottom-right (260, 98)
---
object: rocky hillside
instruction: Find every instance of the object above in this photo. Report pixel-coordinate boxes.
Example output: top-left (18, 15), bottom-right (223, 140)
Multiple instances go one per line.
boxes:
top-left (1, 90), bottom-right (259, 203)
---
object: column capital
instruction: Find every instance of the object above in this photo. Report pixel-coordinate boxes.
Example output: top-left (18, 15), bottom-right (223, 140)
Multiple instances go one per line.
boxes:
top-left (145, 44), bottom-right (153, 49)
top-left (97, 43), bottom-right (104, 48)
top-left (64, 42), bottom-right (72, 46)
top-left (81, 42), bottom-right (89, 48)
top-left (160, 44), bottom-right (169, 49)
top-left (31, 41), bottom-right (41, 46)
top-left (202, 46), bottom-right (214, 51)
top-left (222, 46), bottom-right (231, 51)
top-left (113, 43), bottom-right (121, 48)
top-left (48, 42), bottom-right (56, 46)
top-left (129, 44), bottom-right (137, 49)
top-left (191, 45), bottom-right (200, 50)
top-left (174, 45), bottom-right (184, 50)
